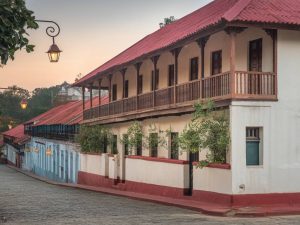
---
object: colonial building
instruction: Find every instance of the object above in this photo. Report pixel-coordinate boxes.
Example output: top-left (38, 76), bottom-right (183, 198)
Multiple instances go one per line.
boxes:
top-left (2, 125), bottom-right (29, 168)
top-left (73, 0), bottom-right (300, 206)
top-left (3, 97), bottom-right (107, 183)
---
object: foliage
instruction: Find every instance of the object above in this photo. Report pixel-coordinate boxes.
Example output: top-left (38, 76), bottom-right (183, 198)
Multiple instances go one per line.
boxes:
top-left (120, 121), bottom-right (143, 154)
top-left (178, 100), bottom-right (230, 166)
top-left (0, 0), bottom-right (38, 65)
top-left (0, 86), bottom-right (30, 131)
top-left (0, 83), bottom-right (68, 132)
top-left (159, 16), bottom-right (176, 28)
top-left (121, 122), bottom-right (168, 154)
top-left (75, 125), bottom-right (113, 153)
top-left (143, 124), bottom-right (167, 150)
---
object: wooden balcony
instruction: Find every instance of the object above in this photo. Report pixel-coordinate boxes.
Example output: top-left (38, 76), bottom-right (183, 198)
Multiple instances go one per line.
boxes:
top-left (83, 71), bottom-right (277, 123)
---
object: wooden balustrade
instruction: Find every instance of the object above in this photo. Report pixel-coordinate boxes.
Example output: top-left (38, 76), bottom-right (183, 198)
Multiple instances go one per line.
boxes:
top-left (202, 72), bottom-right (231, 98)
top-left (234, 71), bottom-right (276, 97)
top-left (100, 104), bottom-right (109, 117)
top-left (138, 92), bottom-right (153, 110)
top-left (176, 80), bottom-right (201, 103)
top-left (109, 100), bottom-right (123, 115)
top-left (123, 96), bottom-right (137, 113)
top-left (155, 87), bottom-right (174, 107)
top-left (83, 71), bottom-right (277, 120)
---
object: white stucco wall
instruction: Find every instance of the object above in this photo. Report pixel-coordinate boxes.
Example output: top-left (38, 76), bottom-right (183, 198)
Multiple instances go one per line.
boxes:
top-left (80, 154), bottom-right (102, 176)
top-left (125, 157), bottom-right (189, 188)
top-left (108, 155), bottom-right (118, 180)
top-left (109, 114), bottom-right (193, 161)
top-left (231, 30), bottom-right (300, 194)
top-left (193, 167), bottom-right (232, 194)
top-left (6, 144), bottom-right (16, 164)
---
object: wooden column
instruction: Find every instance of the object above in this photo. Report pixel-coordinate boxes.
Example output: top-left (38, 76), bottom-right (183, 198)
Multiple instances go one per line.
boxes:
top-left (264, 29), bottom-right (278, 97)
top-left (108, 74), bottom-right (112, 102)
top-left (135, 62), bottom-right (142, 110)
top-left (121, 68), bottom-right (127, 99)
top-left (171, 47), bottom-right (182, 104)
top-left (230, 31), bottom-right (236, 96)
top-left (151, 55), bottom-right (160, 107)
top-left (197, 36), bottom-right (209, 79)
top-left (82, 86), bottom-right (85, 111)
top-left (98, 79), bottom-right (102, 106)
top-left (226, 27), bottom-right (246, 97)
top-left (108, 74), bottom-right (112, 114)
top-left (89, 84), bottom-right (93, 108)
top-left (197, 36), bottom-right (209, 99)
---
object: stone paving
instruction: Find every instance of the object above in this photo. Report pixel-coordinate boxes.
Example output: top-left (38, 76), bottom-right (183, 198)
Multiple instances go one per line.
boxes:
top-left (1, 165), bottom-right (300, 225)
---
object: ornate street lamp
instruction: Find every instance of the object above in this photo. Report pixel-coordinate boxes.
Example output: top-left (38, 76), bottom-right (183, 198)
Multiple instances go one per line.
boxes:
top-left (20, 99), bottom-right (28, 110)
top-left (35, 20), bottom-right (62, 63)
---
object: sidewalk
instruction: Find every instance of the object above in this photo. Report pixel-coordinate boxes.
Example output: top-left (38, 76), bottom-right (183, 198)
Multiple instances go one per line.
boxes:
top-left (7, 165), bottom-right (300, 217)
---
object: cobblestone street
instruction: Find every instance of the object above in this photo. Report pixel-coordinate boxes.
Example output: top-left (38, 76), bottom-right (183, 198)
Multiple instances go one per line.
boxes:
top-left (0, 165), bottom-right (299, 225)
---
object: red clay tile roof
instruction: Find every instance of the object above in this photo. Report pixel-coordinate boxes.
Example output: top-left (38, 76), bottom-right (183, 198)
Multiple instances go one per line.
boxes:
top-left (2, 96), bottom-right (109, 143)
top-left (73, 0), bottom-right (300, 86)
top-left (2, 124), bottom-right (30, 145)
top-left (33, 96), bottom-right (109, 126)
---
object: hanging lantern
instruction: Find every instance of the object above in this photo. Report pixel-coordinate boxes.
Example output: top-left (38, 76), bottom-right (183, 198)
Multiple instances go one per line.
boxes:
top-left (20, 99), bottom-right (28, 110)
top-left (46, 148), bottom-right (52, 156)
top-left (46, 43), bottom-right (62, 63)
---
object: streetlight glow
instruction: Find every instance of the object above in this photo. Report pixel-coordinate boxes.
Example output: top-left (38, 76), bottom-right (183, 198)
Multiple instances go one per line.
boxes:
top-left (47, 43), bottom-right (62, 63)
top-left (20, 99), bottom-right (28, 110)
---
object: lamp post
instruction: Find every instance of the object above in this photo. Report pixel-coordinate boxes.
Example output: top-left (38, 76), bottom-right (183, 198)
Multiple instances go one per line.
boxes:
top-left (20, 99), bottom-right (28, 110)
top-left (0, 87), bottom-right (28, 110)
top-left (35, 20), bottom-right (62, 63)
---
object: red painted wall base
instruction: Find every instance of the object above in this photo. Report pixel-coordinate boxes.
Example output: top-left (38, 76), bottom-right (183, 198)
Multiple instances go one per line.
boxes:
top-left (7, 160), bottom-right (16, 167)
top-left (78, 171), bottom-right (300, 207)
top-left (78, 171), bottom-right (188, 198)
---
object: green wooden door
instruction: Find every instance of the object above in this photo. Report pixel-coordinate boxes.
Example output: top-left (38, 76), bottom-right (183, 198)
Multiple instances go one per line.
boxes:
top-left (246, 141), bottom-right (259, 166)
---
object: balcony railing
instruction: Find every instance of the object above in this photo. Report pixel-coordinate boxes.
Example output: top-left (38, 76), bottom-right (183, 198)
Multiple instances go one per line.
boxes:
top-left (83, 71), bottom-right (277, 120)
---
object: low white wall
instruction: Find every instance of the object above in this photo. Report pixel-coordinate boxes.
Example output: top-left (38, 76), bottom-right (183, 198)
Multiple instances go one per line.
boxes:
top-left (125, 157), bottom-right (189, 188)
top-left (80, 154), bottom-right (102, 176)
top-left (108, 156), bottom-right (118, 180)
top-left (193, 166), bottom-right (232, 194)
top-left (6, 144), bottom-right (16, 164)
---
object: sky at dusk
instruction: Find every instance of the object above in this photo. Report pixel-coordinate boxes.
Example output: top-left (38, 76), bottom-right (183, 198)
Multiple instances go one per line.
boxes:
top-left (1, 0), bottom-right (213, 91)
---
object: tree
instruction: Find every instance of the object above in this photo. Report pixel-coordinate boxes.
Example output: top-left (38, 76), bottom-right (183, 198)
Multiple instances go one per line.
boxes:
top-left (178, 101), bottom-right (230, 167)
top-left (0, 0), bottom-right (38, 65)
top-left (159, 16), bottom-right (176, 28)
top-left (0, 86), bottom-right (30, 131)
top-left (0, 82), bottom-right (68, 132)
top-left (75, 125), bottom-right (113, 153)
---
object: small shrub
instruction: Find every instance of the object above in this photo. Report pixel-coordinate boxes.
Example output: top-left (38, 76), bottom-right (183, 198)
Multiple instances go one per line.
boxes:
top-left (76, 125), bottom-right (112, 153)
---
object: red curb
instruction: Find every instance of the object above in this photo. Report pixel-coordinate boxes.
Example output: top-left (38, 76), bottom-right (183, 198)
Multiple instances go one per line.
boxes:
top-left (6, 165), bottom-right (300, 218)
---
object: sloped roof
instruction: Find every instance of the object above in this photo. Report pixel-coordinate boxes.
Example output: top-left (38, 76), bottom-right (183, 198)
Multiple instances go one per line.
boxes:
top-left (34, 96), bottom-right (108, 126)
top-left (2, 124), bottom-right (30, 145)
top-left (74, 0), bottom-right (300, 86)
top-left (2, 96), bottom-right (109, 143)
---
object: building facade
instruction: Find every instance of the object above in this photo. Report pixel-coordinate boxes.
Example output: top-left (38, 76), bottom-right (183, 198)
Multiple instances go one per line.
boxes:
top-left (73, 0), bottom-right (300, 206)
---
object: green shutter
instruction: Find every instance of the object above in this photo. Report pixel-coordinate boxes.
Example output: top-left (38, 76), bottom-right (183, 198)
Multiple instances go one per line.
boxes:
top-left (246, 141), bottom-right (260, 166)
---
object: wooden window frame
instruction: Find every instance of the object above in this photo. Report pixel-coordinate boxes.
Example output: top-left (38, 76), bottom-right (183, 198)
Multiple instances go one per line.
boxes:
top-left (168, 64), bottom-right (175, 87)
top-left (211, 50), bottom-right (222, 75)
top-left (149, 133), bottom-right (158, 157)
top-left (190, 57), bottom-right (199, 81)
top-left (248, 38), bottom-right (263, 72)
top-left (137, 74), bottom-right (143, 95)
top-left (246, 127), bottom-right (263, 166)
top-left (124, 80), bottom-right (129, 98)
top-left (112, 135), bottom-right (118, 154)
top-left (112, 84), bottom-right (117, 101)
top-left (170, 132), bottom-right (179, 160)
top-left (151, 69), bottom-right (159, 91)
